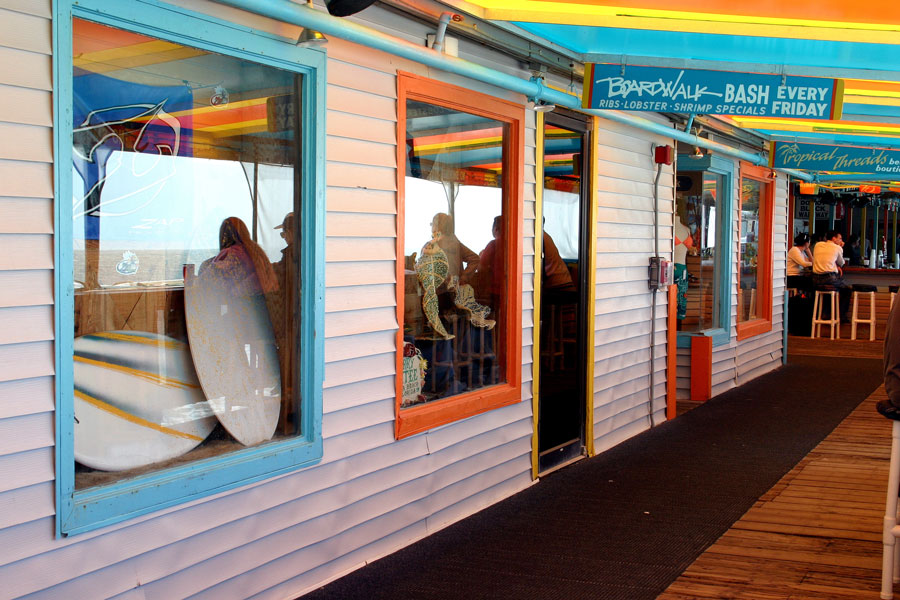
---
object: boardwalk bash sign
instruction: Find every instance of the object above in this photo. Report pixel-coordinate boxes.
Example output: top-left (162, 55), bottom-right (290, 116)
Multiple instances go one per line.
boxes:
top-left (582, 64), bottom-right (843, 119)
top-left (771, 141), bottom-right (900, 175)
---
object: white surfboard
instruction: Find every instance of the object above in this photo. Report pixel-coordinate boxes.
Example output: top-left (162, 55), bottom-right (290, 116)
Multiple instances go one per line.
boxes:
top-left (73, 330), bottom-right (216, 471)
top-left (183, 258), bottom-right (281, 447)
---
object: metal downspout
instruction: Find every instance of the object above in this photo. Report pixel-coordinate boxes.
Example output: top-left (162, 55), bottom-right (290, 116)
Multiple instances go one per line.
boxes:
top-left (649, 160), bottom-right (663, 428)
top-left (209, 0), bottom-right (813, 180)
top-left (431, 12), bottom-right (452, 53)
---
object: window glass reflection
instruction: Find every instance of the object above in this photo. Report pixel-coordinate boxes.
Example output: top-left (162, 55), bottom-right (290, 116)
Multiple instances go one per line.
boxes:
top-left (401, 100), bottom-right (507, 406)
top-left (739, 178), bottom-right (763, 323)
top-left (675, 171), bottom-right (722, 331)
top-left (71, 18), bottom-right (302, 489)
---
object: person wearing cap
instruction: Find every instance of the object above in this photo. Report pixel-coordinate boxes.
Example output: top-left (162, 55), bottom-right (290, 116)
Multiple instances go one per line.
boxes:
top-left (271, 211), bottom-right (296, 434)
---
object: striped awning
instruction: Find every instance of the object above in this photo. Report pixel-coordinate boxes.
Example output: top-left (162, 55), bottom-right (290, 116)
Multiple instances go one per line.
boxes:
top-left (442, 0), bottom-right (900, 184)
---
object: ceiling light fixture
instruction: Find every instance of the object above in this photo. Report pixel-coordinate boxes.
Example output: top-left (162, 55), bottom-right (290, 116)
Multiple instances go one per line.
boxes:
top-left (297, 0), bottom-right (328, 46)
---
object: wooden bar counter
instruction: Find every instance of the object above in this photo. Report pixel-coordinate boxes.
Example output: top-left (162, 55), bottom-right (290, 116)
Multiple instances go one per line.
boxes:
top-left (842, 266), bottom-right (900, 289)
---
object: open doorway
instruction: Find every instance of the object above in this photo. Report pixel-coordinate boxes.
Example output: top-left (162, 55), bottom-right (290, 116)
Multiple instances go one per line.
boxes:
top-left (537, 110), bottom-right (591, 474)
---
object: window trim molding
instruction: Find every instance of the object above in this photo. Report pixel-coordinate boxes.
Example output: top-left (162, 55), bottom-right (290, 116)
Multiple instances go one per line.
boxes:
top-left (394, 72), bottom-right (524, 440)
top-left (54, 0), bottom-right (326, 536)
top-left (735, 163), bottom-right (775, 341)
top-left (675, 154), bottom-right (734, 349)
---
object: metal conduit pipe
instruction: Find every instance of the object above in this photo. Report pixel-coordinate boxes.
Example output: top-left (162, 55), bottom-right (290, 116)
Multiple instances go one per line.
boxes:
top-left (431, 12), bottom-right (452, 53)
top-left (211, 0), bottom-right (814, 181)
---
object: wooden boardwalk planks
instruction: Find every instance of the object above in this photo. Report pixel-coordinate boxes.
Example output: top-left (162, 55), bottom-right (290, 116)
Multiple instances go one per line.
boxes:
top-left (659, 386), bottom-right (893, 599)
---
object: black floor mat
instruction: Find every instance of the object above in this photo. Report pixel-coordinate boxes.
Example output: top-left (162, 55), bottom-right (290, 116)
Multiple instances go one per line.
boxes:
top-left (301, 355), bottom-right (883, 600)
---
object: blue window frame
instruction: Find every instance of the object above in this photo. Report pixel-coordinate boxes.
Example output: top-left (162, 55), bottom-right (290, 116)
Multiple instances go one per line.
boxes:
top-left (675, 154), bottom-right (734, 348)
top-left (54, 0), bottom-right (325, 536)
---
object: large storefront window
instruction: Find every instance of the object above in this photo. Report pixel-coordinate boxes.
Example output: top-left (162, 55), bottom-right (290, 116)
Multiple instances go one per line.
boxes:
top-left (396, 73), bottom-right (523, 439)
top-left (60, 5), bottom-right (324, 535)
top-left (736, 164), bottom-right (775, 339)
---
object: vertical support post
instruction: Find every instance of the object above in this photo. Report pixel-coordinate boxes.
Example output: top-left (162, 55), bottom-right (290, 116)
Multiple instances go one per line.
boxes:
top-left (783, 289), bottom-right (789, 365)
top-left (847, 202), bottom-right (853, 243)
top-left (810, 199), bottom-right (817, 236)
top-left (893, 208), bottom-right (897, 260)
top-left (876, 208), bottom-right (881, 258)
top-left (666, 284), bottom-right (677, 420)
top-left (690, 335), bottom-right (713, 403)
top-left (862, 206), bottom-right (868, 258)
top-left (886, 206), bottom-right (890, 256)
top-left (881, 420), bottom-right (900, 599)
top-left (531, 112), bottom-right (545, 479)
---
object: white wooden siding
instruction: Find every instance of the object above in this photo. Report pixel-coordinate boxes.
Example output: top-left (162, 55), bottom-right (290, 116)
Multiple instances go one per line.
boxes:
top-left (734, 176), bottom-right (788, 384)
top-left (0, 2), bottom-right (56, 580)
top-left (592, 118), bottom-right (674, 453)
top-left (2, 4), bottom-right (538, 598)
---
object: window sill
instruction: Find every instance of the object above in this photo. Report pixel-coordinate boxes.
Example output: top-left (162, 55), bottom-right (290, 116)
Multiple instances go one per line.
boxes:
top-left (396, 383), bottom-right (521, 439)
top-left (64, 436), bottom-right (323, 536)
top-left (676, 327), bottom-right (729, 349)
top-left (736, 318), bottom-right (772, 341)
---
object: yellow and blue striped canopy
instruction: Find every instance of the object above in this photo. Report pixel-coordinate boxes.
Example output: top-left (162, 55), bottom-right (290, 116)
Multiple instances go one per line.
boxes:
top-left (444, 0), bottom-right (900, 182)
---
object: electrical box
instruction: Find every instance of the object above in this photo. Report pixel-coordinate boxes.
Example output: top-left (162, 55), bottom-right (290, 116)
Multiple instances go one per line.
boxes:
top-left (648, 256), bottom-right (673, 290)
top-left (654, 144), bottom-right (674, 165)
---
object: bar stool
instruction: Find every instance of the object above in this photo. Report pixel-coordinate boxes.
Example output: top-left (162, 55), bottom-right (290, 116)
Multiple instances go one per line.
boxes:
top-left (851, 284), bottom-right (877, 341)
top-left (877, 400), bottom-right (900, 599)
top-left (811, 287), bottom-right (840, 339)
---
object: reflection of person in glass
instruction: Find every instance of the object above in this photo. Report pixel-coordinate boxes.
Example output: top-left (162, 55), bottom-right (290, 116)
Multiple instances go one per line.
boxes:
top-left (542, 228), bottom-right (575, 292)
top-left (845, 234), bottom-right (862, 266)
top-left (477, 216), bottom-right (504, 307)
top-left (673, 198), bottom-right (693, 321)
top-left (431, 212), bottom-right (479, 285)
top-left (201, 216), bottom-right (278, 296)
top-left (272, 212), bottom-right (297, 434)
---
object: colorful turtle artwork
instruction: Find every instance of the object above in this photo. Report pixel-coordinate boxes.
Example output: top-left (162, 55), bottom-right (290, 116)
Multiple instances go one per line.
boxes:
top-left (415, 237), bottom-right (453, 339)
top-left (453, 281), bottom-right (496, 330)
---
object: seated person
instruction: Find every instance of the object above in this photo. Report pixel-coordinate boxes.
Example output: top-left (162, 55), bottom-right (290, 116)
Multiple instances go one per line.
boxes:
top-left (845, 234), bottom-right (862, 266)
top-left (786, 232), bottom-right (813, 294)
top-left (543, 230), bottom-right (575, 293)
top-left (477, 216), bottom-right (504, 304)
top-left (812, 229), bottom-right (851, 323)
top-left (431, 212), bottom-right (479, 286)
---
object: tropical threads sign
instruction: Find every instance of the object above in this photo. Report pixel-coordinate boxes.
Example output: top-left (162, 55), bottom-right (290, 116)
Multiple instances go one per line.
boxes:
top-left (771, 142), bottom-right (900, 175)
top-left (582, 64), bottom-right (843, 119)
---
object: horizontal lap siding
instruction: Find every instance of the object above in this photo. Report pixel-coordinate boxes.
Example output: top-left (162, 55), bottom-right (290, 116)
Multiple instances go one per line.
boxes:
top-left (0, 0), bottom-right (56, 559)
top-left (735, 178), bottom-right (788, 385)
top-left (11, 8), bottom-right (534, 599)
top-left (592, 119), bottom-right (674, 452)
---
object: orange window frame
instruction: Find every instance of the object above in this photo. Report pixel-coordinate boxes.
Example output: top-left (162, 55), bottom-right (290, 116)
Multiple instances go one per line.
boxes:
top-left (736, 163), bottom-right (775, 341)
top-left (394, 72), bottom-right (524, 440)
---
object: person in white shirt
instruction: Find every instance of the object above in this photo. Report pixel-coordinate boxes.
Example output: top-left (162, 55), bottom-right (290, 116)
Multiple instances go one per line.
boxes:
top-left (812, 230), bottom-right (850, 323)
top-left (786, 232), bottom-right (813, 294)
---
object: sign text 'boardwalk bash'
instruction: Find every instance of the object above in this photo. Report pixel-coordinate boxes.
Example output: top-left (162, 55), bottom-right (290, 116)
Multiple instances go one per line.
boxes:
top-left (771, 141), bottom-right (900, 175)
top-left (582, 65), bottom-right (844, 119)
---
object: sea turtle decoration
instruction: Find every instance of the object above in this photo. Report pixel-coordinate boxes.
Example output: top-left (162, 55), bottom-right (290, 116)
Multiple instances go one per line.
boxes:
top-left (452, 280), bottom-right (496, 330)
top-left (416, 233), bottom-right (497, 338)
top-left (415, 236), bottom-right (453, 339)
